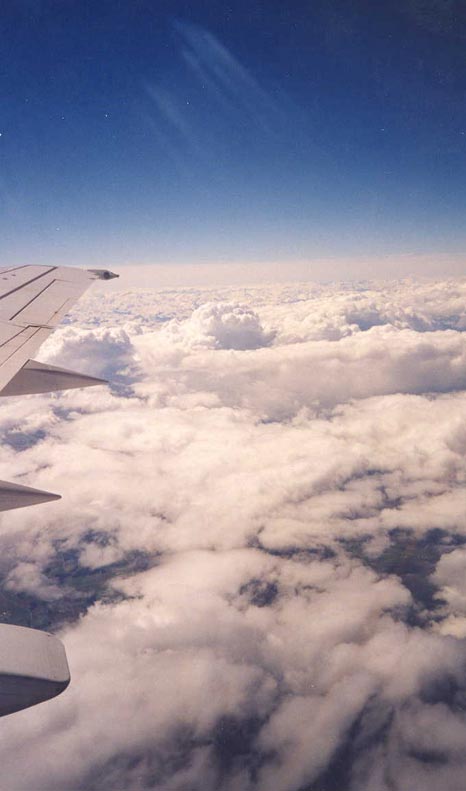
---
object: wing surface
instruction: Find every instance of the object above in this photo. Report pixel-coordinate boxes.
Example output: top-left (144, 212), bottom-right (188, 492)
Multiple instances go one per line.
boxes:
top-left (0, 266), bottom-right (118, 717)
top-left (0, 264), bottom-right (117, 510)
top-left (0, 266), bottom-right (114, 393)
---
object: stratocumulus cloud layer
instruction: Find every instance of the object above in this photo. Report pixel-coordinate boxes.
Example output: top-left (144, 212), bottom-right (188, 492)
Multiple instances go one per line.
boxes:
top-left (1, 279), bottom-right (466, 789)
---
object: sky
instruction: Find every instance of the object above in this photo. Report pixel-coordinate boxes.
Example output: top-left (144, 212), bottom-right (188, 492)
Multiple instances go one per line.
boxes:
top-left (2, 0), bottom-right (466, 277)
top-left (3, 3), bottom-right (466, 786)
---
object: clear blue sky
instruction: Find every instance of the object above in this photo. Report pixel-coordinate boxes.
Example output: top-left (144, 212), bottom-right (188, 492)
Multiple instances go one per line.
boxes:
top-left (2, 0), bottom-right (466, 271)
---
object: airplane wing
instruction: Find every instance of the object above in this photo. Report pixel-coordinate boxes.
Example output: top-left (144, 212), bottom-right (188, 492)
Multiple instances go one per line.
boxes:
top-left (0, 264), bottom-right (118, 511)
top-left (0, 265), bottom-right (119, 718)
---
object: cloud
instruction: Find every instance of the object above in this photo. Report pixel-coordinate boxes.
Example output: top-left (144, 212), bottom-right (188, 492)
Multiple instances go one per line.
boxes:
top-left (38, 325), bottom-right (139, 382)
top-left (0, 278), bottom-right (466, 788)
top-left (160, 301), bottom-right (275, 350)
top-left (142, 20), bottom-right (286, 174)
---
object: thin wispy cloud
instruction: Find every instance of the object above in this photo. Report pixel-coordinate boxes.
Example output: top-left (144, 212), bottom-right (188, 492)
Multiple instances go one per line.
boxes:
top-left (175, 20), bottom-right (280, 127)
top-left (144, 20), bottom-right (289, 172)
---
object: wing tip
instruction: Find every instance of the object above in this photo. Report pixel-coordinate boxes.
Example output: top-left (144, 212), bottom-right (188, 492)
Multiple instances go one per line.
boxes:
top-left (87, 269), bottom-right (119, 280)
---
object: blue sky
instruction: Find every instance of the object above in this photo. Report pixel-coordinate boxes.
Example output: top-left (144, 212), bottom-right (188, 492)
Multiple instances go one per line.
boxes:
top-left (2, 0), bottom-right (466, 275)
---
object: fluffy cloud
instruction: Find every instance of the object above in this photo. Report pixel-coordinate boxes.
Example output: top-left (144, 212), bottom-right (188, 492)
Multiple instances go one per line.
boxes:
top-left (0, 277), bottom-right (466, 789)
top-left (160, 301), bottom-right (275, 350)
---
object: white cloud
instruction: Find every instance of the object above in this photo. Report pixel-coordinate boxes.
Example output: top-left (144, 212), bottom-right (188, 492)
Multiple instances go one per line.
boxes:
top-left (0, 278), bottom-right (466, 788)
top-left (160, 301), bottom-right (275, 350)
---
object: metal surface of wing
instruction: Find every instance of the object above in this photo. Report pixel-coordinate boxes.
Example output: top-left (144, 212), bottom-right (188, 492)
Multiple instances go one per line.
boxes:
top-left (0, 624), bottom-right (70, 716)
top-left (0, 360), bottom-right (106, 396)
top-left (0, 266), bottom-right (117, 717)
top-left (0, 479), bottom-right (61, 511)
top-left (0, 266), bottom-right (115, 394)
top-left (0, 265), bottom-right (117, 511)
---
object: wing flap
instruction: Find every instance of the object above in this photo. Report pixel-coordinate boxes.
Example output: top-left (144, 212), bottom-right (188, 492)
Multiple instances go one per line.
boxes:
top-left (0, 266), bottom-right (94, 326)
top-left (10, 280), bottom-right (86, 328)
top-left (0, 267), bottom-right (57, 322)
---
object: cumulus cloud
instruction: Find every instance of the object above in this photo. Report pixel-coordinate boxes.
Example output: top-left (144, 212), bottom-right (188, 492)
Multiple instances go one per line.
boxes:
top-left (1, 277), bottom-right (466, 789)
top-left (38, 325), bottom-right (139, 382)
top-left (160, 301), bottom-right (275, 350)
